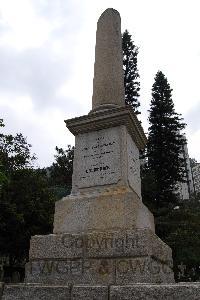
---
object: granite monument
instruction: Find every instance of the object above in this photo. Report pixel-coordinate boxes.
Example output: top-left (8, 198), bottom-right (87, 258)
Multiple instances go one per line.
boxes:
top-left (2, 8), bottom-right (200, 300)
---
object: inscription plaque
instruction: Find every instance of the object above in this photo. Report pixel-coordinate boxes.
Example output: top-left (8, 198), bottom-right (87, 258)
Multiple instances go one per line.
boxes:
top-left (73, 127), bottom-right (121, 188)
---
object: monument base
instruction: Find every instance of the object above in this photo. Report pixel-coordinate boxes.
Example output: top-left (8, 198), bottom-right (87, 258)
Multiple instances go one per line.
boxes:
top-left (2, 283), bottom-right (200, 300)
top-left (24, 228), bottom-right (174, 285)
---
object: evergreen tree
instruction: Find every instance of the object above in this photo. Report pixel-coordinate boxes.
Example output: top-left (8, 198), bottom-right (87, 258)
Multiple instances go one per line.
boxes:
top-left (147, 71), bottom-right (186, 208)
top-left (122, 30), bottom-right (140, 114)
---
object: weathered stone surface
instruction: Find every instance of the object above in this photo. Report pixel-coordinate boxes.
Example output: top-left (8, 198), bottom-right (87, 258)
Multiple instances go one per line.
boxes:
top-left (115, 257), bottom-right (174, 284)
top-left (3, 283), bottom-right (200, 300)
top-left (127, 132), bottom-right (141, 198)
top-left (71, 124), bottom-right (142, 196)
top-left (27, 229), bottom-right (174, 284)
top-left (72, 285), bottom-right (108, 300)
top-left (25, 256), bottom-right (173, 285)
top-left (69, 122), bottom-right (145, 198)
top-left (53, 188), bottom-right (154, 234)
top-left (65, 106), bottom-right (147, 150)
top-left (92, 8), bottom-right (124, 112)
top-left (25, 258), bottom-right (115, 285)
top-left (85, 229), bottom-right (171, 263)
top-left (72, 126), bottom-right (121, 190)
top-left (110, 283), bottom-right (200, 300)
top-left (29, 229), bottom-right (171, 264)
top-left (2, 284), bottom-right (70, 300)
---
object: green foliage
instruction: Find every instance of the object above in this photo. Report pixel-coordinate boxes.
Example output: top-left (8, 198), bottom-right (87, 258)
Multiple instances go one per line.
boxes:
top-left (142, 165), bottom-right (200, 281)
top-left (0, 133), bottom-right (36, 174)
top-left (0, 163), bottom-right (8, 187)
top-left (0, 169), bottom-right (55, 266)
top-left (48, 145), bottom-right (74, 197)
top-left (0, 121), bottom-right (56, 267)
top-left (147, 71), bottom-right (186, 208)
top-left (156, 200), bottom-right (200, 281)
top-left (122, 30), bottom-right (140, 114)
top-left (0, 119), bottom-right (4, 128)
top-left (141, 72), bottom-right (200, 281)
top-left (141, 164), bottom-right (157, 212)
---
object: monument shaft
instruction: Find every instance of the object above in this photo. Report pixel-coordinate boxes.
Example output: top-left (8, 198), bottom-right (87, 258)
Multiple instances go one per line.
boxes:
top-left (92, 8), bottom-right (125, 112)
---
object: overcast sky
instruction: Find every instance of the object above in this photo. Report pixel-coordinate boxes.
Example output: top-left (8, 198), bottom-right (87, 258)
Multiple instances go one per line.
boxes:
top-left (0, 0), bottom-right (200, 167)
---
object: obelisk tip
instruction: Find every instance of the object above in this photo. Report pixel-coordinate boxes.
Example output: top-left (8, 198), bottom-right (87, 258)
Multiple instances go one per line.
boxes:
top-left (99, 8), bottom-right (120, 19)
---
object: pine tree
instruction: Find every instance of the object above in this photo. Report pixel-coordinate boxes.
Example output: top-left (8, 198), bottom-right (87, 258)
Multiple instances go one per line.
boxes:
top-left (122, 30), bottom-right (140, 114)
top-left (147, 71), bottom-right (186, 208)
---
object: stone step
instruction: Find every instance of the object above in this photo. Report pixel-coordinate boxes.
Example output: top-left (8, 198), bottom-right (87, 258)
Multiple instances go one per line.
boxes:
top-left (110, 283), bottom-right (200, 300)
top-left (2, 283), bottom-right (200, 300)
top-left (1, 284), bottom-right (70, 300)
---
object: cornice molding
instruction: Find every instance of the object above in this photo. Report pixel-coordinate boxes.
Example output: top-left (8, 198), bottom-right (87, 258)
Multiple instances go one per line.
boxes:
top-left (65, 106), bottom-right (147, 150)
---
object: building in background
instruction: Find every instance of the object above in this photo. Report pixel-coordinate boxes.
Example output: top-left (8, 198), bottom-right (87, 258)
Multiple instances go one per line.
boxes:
top-left (177, 136), bottom-right (194, 200)
top-left (192, 163), bottom-right (200, 194)
top-left (140, 133), bottom-right (197, 200)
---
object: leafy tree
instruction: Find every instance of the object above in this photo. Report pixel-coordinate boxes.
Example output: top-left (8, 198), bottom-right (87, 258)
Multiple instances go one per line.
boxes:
top-left (147, 71), bottom-right (186, 209)
top-left (0, 169), bottom-right (55, 266)
top-left (122, 30), bottom-right (140, 114)
top-left (158, 199), bottom-right (200, 282)
top-left (0, 121), bottom-right (55, 271)
top-left (0, 132), bottom-right (36, 174)
top-left (48, 145), bottom-right (74, 198)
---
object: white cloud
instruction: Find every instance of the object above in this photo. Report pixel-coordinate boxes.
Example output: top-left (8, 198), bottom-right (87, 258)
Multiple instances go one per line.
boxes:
top-left (0, 0), bottom-right (200, 166)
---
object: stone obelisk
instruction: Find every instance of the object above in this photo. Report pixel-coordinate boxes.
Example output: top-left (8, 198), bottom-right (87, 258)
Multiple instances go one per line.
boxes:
top-left (92, 9), bottom-right (125, 112)
top-left (23, 8), bottom-right (174, 287)
top-left (8, 9), bottom-right (200, 300)
top-left (7, 8), bottom-right (200, 300)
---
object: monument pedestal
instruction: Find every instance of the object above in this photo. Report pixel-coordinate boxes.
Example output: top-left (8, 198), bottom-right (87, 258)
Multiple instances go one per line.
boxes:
top-left (21, 106), bottom-right (174, 288)
top-left (53, 187), bottom-right (155, 234)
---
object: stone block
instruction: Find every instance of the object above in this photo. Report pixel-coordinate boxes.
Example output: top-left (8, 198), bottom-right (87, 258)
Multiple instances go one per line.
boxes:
top-left (115, 257), bottom-right (174, 284)
top-left (72, 285), bottom-right (108, 300)
top-left (110, 283), bottom-right (200, 300)
top-left (29, 234), bottom-right (83, 259)
top-left (2, 284), bottom-right (70, 300)
top-left (3, 283), bottom-right (200, 300)
top-left (29, 229), bottom-right (171, 264)
top-left (72, 127), bottom-right (122, 190)
top-left (83, 229), bottom-right (171, 263)
top-left (25, 255), bottom-right (174, 285)
top-left (70, 124), bottom-right (143, 198)
top-left (27, 228), bottom-right (174, 285)
top-left (25, 258), bottom-right (115, 285)
top-left (53, 188), bottom-right (154, 234)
